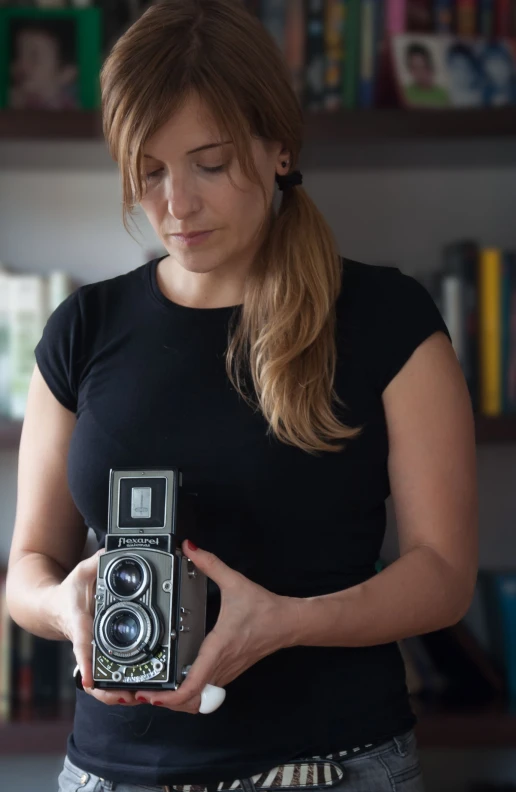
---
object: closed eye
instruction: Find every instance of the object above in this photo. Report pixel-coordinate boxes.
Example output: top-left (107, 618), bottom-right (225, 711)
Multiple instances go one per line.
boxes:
top-left (144, 164), bottom-right (226, 182)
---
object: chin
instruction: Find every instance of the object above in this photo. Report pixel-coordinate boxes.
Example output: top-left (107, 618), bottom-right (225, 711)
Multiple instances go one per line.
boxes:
top-left (170, 252), bottom-right (221, 274)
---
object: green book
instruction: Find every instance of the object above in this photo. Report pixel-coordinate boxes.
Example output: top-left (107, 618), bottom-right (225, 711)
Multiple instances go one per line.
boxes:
top-left (342, 0), bottom-right (360, 109)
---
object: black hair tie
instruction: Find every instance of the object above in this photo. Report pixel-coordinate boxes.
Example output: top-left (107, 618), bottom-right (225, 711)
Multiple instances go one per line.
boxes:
top-left (275, 170), bottom-right (303, 191)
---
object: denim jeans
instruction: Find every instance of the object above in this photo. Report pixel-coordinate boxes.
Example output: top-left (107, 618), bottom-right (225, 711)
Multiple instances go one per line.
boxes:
top-left (57, 728), bottom-right (425, 792)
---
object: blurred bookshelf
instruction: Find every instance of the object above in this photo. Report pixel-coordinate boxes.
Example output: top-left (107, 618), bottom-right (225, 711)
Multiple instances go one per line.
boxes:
top-left (1, 696), bottom-right (516, 755)
top-left (1, 107), bottom-right (516, 142)
top-left (1, 413), bottom-right (515, 450)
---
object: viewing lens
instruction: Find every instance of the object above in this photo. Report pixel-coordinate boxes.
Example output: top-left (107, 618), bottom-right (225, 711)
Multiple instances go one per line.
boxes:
top-left (109, 559), bottom-right (144, 597)
top-left (107, 611), bottom-right (141, 648)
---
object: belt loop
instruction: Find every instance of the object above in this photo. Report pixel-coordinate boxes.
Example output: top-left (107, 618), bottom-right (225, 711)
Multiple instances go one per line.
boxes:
top-left (392, 735), bottom-right (408, 758)
top-left (240, 778), bottom-right (257, 792)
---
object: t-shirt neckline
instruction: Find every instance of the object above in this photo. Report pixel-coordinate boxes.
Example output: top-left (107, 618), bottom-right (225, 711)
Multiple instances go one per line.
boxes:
top-left (147, 254), bottom-right (243, 318)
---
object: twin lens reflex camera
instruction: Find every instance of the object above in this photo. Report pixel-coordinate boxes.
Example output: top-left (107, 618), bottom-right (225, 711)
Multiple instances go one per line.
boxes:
top-left (75, 467), bottom-right (225, 714)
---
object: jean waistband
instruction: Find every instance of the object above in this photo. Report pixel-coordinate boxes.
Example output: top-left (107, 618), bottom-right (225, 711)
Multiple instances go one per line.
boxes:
top-left (101, 736), bottom-right (392, 792)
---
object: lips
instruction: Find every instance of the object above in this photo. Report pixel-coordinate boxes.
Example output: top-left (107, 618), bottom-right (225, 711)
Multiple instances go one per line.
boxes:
top-left (173, 231), bottom-right (211, 238)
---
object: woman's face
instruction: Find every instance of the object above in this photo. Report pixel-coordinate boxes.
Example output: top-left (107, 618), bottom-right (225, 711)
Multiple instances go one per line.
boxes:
top-left (11, 30), bottom-right (61, 92)
top-left (139, 92), bottom-right (286, 280)
top-left (448, 53), bottom-right (477, 90)
top-left (484, 52), bottom-right (512, 87)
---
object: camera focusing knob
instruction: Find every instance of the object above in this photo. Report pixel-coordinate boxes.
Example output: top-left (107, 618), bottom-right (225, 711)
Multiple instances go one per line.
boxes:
top-left (186, 559), bottom-right (197, 578)
top-left (179, 606), bottom-right (191, 631)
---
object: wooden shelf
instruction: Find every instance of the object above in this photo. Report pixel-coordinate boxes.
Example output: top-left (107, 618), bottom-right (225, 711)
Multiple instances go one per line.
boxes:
top-left (413, 695), bottom-right (516, 748)
top-left (0, 110), bottom-right (103, 140)
top-left (0, 712), bottom-right (73, 755)
top-left (2, 413), bottom-right (516, 451)
top-left (1, 696), bottom-right (516, 754)
top-left (1, 107), bottom-right (516, 141)
top-left (474, 414), bottom-right (516, 444)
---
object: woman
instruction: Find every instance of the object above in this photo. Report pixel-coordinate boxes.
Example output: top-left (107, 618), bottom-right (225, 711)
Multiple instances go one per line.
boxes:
top-left (6, 1), bottom-right (478, 791)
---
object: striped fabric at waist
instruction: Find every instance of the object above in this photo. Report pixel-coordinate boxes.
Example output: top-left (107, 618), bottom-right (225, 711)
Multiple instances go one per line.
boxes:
top-left (169, 739), bottom-right (383, 792)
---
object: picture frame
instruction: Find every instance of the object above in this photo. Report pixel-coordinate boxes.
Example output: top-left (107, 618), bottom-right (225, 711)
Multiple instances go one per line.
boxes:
top-left (0, 6), bottom-right (102, 110)
top-left (391, 33), bottom-right (516, 110)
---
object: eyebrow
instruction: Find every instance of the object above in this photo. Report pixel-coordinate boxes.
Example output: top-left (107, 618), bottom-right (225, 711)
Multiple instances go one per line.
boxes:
top-left (143, 140), bottom-right (233, 158)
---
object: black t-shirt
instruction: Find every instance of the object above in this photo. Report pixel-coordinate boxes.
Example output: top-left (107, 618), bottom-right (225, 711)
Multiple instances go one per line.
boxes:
top-left (34, 254), bottom-right (451, 787)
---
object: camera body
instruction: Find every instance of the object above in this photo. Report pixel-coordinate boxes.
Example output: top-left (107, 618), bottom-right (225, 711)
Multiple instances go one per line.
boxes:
top-left (91, 467), bottom-right (206, 690)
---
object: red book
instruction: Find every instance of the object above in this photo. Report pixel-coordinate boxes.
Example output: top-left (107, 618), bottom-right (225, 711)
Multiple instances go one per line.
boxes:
top-left (494, 0), bottom-right (513, 35)
top-left (456, 0), bottom-right (477, 35)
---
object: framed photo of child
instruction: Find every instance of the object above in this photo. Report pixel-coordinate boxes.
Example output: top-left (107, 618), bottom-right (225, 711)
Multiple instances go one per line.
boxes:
top-left (0, 6), bottom-right (102, 110)
top-left (391, 34), bottom-right (450, 109)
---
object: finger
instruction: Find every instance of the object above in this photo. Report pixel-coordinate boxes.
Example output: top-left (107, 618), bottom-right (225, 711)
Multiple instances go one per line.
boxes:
top-left (79, 547), bottom-right (105, 578)
top-left (72, 614), bottom-right (95, 689)
top-left (177, 636), bottom-right (222, 700)
top-left (182, 540), bottom-right (238, 590)
top-left (138, 637), bottom-right (221, 710)
top-left (83, 686), bottom-right (140, 707)
top-left (134, 689), bottom-right (202, 714)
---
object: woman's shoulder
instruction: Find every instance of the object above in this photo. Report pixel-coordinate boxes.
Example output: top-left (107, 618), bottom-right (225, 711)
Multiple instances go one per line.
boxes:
top-left (337, 256), bottom-right (406, 312)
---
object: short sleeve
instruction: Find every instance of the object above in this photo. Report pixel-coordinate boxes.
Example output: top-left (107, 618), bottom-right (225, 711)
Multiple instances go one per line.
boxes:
top-left (365, 267), bottom-right (452, 395)
top-left (34, 288), bottom-right (83, 413)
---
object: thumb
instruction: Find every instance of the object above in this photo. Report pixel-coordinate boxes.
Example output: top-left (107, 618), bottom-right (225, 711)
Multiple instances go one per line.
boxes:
top-left (83, 547), bottom-right (105, 568)
top-left (182, 540), bottom-right (236, 588)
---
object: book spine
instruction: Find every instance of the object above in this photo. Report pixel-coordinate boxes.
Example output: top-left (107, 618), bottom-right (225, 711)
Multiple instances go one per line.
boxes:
top-left (261, 0), bottom-right (287, 54)
top-left (386, 0), bottom-right (406, 34)
top-left (441, 241), bottom-right (479, 412)
top-left (479, 0), bottom-right (496, 36)
top-left (406, 0), bottom-right (433, 31)
top-left (304, 0), bottom-right (326, 110)
top-left (358, 0), bottom-right (378, 107)
top-left (324, 0), bottom-right (346, 110)
top-left (494, 0), bottom-right (513, 35)
top-left (507, 252), bottom-right (516, 411)
top-left (456, 0), bottom-right (478, 35)
top-left (284, 0), bottom-right (307, 103)
top-left (434, 0), bottom-right (454, 32)
top-left (342, 0), bottom-right (360, 108)
top-left (7, 274), bottom-right (50, 421)
top-left (478, 248), bottom-right (503, 415)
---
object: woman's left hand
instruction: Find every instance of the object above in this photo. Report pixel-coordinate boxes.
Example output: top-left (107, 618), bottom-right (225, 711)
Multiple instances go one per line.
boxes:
top-left (134, 539), bottom-right (301, 714)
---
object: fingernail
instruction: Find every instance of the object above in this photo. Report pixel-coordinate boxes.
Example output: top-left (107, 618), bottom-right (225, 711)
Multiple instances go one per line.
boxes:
top-left (118, 698), bottom-right (126, 704)
top-left (153, 701), bottom-right (163, 706)
top-left (187, 539), bottom-right (198, 552)
top-left (137, 696), bottom-right (148, 703)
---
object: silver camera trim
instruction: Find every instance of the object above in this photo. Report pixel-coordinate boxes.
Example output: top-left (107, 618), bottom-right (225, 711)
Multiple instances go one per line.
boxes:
top-left (104, 554), bottom-right (151, 601)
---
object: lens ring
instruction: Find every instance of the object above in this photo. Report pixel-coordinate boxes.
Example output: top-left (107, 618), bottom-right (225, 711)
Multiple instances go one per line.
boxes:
top-left (95, 601), bottom-right (160, 663)
top-left (105, 555), bottom-right (149, 600)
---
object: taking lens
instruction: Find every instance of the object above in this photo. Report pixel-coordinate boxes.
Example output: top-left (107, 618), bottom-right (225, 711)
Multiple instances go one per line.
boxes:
top-left (107, 610), bottom-right (141, 648)
top-left (109, 558), bottom-right (144, 597)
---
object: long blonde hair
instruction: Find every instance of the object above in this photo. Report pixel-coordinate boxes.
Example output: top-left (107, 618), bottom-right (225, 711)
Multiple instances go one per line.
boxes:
top-left (100, 0), bottom-right (363, 455)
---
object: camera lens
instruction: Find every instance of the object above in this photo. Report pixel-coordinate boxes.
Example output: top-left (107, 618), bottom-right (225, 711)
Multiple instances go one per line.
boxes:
top-left (107, 610), bottom-right (141, 648)
top-left (109, 558), bottom-right (144, 597)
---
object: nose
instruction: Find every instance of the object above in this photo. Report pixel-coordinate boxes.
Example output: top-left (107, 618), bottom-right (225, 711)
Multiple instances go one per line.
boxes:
top-left (165, 173), bottom-right (201, 220)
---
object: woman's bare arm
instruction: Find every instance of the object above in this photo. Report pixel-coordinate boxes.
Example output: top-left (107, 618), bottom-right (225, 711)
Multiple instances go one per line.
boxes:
top-left (5, 362), bottom-right (89, 640)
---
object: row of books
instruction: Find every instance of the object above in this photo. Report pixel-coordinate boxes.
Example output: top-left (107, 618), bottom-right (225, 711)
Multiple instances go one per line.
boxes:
top-left (243, 1), bottom-right (516, 110)
top-left (377, 559), bottom-right (516, 705)
top-left (0, 264), bottom-right (80, 421)
top-left (1, 242), bottom-right (514, 422)
top-left (1, 559), bottom-right (514, 717)
top-left (0, 571), bottom-right (76, 721)
top-left (417, 242), bottom-right (516, 416)
top-left (385, 0), bottom-right (516, 36)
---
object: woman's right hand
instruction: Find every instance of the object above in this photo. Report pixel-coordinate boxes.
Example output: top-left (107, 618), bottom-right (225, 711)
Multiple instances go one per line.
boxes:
top-left (50, 548), bottom-right (140, 707)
